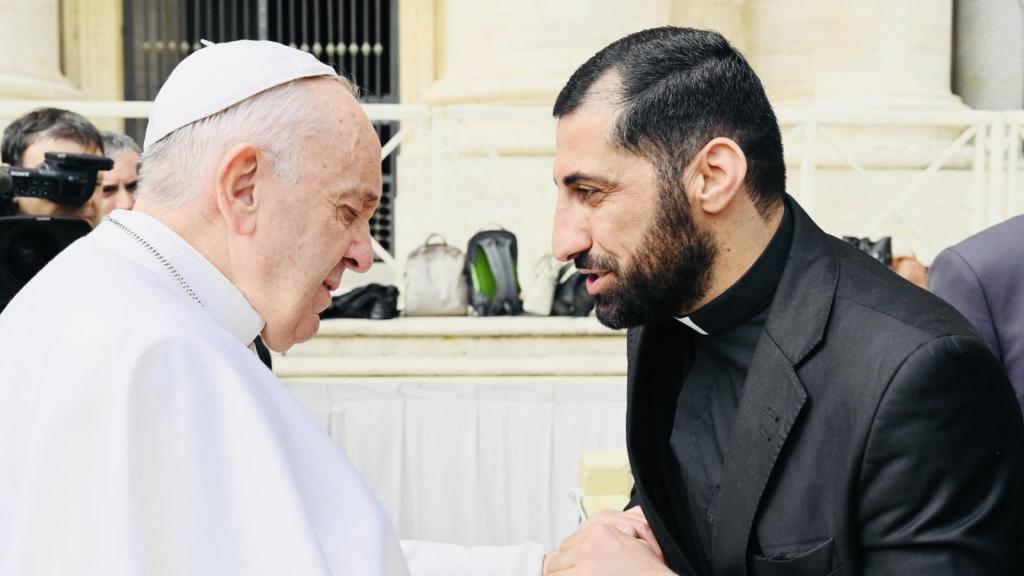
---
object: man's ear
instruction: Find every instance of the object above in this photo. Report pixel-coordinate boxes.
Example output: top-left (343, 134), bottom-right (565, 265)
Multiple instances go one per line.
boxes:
top-left (689, 137), bottom-right (747, 215)
top-left (215, 142), bottom-right (261, 236)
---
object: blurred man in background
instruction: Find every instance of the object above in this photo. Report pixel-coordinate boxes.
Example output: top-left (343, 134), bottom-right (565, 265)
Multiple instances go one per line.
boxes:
top-left (99, 130), bottom-right (140, 216)
top-left (930, 214), bottom-right (1024, 409)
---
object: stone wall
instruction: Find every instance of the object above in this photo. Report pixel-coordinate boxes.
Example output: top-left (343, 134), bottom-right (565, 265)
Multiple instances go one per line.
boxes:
top-left (379, 0), bottom-right (1019, 293)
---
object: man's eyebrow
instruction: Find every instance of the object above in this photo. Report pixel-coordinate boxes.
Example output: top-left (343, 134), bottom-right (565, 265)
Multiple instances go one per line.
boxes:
top-left (560, 171), bottom-right (614, 188)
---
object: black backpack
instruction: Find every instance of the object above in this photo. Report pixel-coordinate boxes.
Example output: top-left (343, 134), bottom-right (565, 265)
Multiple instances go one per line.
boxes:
top-left (465, 229), bottom-right (523, 316)
top-left (320, 283), bottom-right (400, 320)
top-left (551, 263), bottom-right (596, 317)
top-left (842, 236), bottom-right (892, 266)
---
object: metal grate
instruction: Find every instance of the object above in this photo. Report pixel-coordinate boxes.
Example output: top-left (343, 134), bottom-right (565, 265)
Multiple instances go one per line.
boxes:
top-left (123, 0), bottom-right (399, 254)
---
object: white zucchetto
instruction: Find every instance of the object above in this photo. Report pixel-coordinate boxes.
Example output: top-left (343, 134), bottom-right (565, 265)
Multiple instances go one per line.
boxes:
top-left (144, 40), bottom-right (337, 149)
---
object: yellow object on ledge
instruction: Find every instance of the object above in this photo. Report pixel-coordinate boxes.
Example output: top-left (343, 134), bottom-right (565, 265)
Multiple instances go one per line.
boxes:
top-left (579, 450), bottom-right (632, 519)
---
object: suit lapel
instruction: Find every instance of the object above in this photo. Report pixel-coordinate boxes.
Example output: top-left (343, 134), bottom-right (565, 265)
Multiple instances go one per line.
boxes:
top-left (711, 336), bottom-right (807, 576)
top-left (711, 197), bottom-right (840, 576)
top-left (627, 197), bottom-right (840, 576)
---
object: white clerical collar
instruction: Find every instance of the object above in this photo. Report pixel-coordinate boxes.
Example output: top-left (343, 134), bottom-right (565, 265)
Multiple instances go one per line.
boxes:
top-left (675, 316), bottom-right (709, 335)
top-left (97, 209), bottom-right (265, 346)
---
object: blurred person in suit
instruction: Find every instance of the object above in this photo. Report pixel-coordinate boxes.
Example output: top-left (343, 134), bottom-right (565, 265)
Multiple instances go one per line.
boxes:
top-left (929, 214), bottom-right (1024, 408)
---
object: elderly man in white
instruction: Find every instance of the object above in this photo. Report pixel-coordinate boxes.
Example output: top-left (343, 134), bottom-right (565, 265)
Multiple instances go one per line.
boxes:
top-left (0, 41), bottom-right (552, 575)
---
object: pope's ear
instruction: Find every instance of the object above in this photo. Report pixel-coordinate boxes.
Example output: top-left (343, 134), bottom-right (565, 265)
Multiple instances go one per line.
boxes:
top-left (215, 143), bottom-right (260, 235)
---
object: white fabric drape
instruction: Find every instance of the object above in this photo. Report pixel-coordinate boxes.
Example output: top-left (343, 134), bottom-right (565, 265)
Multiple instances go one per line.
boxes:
top-left (286, 378), bottom-right (628, 551)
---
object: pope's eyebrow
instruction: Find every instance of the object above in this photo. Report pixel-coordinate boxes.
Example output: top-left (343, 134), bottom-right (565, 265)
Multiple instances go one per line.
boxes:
top-left (333, 187), bottom-right (380, 207)
top-left (362, 190), bottom-right (381, 205)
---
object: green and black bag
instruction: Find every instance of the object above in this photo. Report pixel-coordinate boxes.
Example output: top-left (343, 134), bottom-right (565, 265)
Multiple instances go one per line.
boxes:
top-left (465, 229), bottom-right (523, 316)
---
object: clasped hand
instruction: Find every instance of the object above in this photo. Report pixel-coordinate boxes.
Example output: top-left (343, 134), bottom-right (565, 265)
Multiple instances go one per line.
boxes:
top-left (542, 506), bottom-right (675, 576)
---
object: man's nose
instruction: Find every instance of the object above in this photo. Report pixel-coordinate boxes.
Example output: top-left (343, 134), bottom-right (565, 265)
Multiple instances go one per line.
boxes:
top-left (117, 187), bottom-right (135, 210)
top-left (551, 196), bottom-right (591, 262)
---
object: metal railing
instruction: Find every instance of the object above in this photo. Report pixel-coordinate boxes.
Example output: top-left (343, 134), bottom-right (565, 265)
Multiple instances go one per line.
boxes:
top-left (3, 100), bottom-right (1022, 271)
top-left (776, 109), bottom-right (1009, 258)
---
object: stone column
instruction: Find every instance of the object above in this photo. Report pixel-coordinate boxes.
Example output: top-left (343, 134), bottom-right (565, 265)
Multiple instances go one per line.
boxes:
top-left (0, 0), bottom-right (81, 99)
top-left (954, 0), bottom-right (1024, 110)
top-left (418, 0), bottom-right (672, 105)
top-left (747, 0), bottom-right (961, 109)
top-left (668, 0), bottom-right (746, 51)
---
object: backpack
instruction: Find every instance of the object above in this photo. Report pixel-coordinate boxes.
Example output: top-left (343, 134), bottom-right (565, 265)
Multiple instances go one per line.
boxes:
top-left (465, 229), bottom-right (523, 316)
top-left (320, 283), bottom-right (400, 320)
top-left (404, 234), bottom-right (468, 316)
top-left (842, 236), bottom-right (892, 266)
top-left (551, 263), bottom-right (596, 317)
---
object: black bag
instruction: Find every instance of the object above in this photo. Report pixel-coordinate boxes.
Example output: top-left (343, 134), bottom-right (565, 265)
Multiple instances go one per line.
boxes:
top-left (551, 263), bottom-right (595, 317)
top-left (842, 236), bottom-right (892, 266)
top-left (465, 229), bottom-right (523, 316)
top-left (320, 283), bottom-right (399, 319)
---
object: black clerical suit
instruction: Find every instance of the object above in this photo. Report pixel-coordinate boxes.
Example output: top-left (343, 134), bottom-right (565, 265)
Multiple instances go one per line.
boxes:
top-left (626, 197), bottom-right (1024, 576)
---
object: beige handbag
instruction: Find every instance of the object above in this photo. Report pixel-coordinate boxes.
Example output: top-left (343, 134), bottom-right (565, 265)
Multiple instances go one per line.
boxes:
top-left (404, 234), bottom-right (468, 316)
top-left (522, 255), bottom-right (562, 316)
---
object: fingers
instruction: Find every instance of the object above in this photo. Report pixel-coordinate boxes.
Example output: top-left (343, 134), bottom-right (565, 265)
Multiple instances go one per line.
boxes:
top-left (545, 539), bottom-right (581, 574)
top-left (582, 509), bottom-right (643, 536)
top-left (548, 522), bottom-right (622, 574)
top-left (547, 522), bottom-right (668, 576)
top-left (578, 508), bottom-right (663, 562)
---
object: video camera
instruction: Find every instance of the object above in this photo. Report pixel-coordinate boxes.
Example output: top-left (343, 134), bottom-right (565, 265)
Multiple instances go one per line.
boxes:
top-left (1, 152), bottom-right (113, 311)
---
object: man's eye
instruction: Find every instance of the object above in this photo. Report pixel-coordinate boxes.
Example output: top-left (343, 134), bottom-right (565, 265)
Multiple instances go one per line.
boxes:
top-left (125, 181), bottom-right (138, 192)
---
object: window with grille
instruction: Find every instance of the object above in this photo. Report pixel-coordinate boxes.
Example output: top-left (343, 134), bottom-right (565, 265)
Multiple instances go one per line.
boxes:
top-left (123, 0), bottom-right (398, 254)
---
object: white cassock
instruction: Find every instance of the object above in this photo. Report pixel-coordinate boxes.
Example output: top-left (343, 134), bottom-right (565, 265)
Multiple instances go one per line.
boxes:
top-left (0, 209), bottom-right (542, 575)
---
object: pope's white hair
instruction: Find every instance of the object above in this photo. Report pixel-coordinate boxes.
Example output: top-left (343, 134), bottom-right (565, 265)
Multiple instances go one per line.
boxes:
top-left (137, 76), bottom-right (356, 206)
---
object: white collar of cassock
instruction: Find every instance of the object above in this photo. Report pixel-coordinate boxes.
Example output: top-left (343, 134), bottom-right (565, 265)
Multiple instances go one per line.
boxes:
top-left (675, 315), bottom-right (709, 335)
top-left (97, 209), bottom-right (265, 346)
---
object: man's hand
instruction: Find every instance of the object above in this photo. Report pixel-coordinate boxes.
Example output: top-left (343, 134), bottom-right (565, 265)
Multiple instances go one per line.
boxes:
top-left (543, 507), bottom-right (672, 575)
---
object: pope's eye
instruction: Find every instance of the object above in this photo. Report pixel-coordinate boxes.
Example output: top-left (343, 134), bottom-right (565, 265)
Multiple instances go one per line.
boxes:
top-left (338, 206), bottom-right (359, 224)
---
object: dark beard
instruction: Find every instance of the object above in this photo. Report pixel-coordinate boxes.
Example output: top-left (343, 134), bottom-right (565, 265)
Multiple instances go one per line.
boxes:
top-left (577, 183), bottom-right (717, 330)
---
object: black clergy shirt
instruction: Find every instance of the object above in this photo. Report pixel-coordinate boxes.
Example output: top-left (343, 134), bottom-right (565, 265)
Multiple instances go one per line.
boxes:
top-left (668, 201), bottom-right (794, 571)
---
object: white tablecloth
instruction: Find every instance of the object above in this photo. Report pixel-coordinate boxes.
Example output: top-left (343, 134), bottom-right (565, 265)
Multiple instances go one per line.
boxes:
top-left (286, 378), bottom-right (627, 551)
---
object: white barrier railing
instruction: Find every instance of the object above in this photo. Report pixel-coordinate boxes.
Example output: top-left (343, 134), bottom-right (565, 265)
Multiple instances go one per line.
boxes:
top-left (3, 101), bottom-right (1022, 269)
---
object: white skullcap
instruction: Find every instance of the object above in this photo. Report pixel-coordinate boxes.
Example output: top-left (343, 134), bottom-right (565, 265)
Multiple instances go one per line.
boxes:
top-left (144, 40), bottom-right (337, 149)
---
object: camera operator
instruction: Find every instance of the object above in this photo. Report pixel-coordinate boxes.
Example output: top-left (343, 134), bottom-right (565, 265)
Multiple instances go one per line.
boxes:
top-left (1, 107), bottom-right (105, 227)
top-left (99, 131), bottom-right (140, 217)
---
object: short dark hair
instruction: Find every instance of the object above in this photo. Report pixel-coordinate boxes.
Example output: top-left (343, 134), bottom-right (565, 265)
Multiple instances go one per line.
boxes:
top-left (1, 107), bottom-right (104, 167)
top-left (553, 27), bottom-right (785, 215)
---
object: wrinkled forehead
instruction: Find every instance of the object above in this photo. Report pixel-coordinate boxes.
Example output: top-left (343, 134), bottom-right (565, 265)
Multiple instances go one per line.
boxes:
top-left (554, 100), bottom-right (634, 177)
top-left (319, 110), bottom-right (382, 203)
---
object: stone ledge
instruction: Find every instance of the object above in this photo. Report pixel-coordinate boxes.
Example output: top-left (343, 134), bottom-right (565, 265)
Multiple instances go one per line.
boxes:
top-left (274, 354), bottom-right (627, 378)
top-left (313, 316), bottom-right (624, 338)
